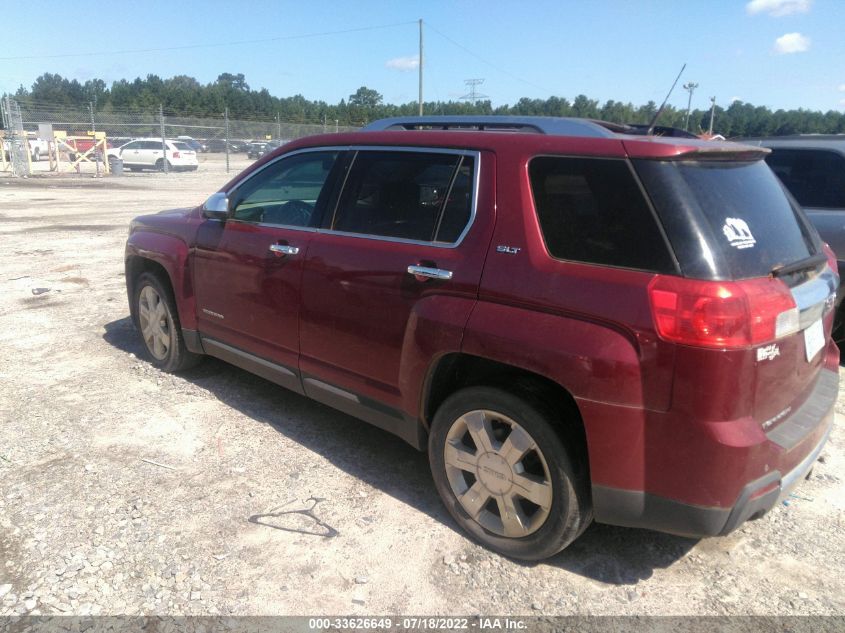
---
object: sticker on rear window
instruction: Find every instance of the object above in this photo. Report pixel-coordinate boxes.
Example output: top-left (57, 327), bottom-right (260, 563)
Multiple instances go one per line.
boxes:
top-left (722, 218), bottom-right (756, 249)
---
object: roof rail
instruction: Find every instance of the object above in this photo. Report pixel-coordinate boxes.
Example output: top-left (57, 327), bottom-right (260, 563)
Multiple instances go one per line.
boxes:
top-left (362, 116), bottom-right (617, 138)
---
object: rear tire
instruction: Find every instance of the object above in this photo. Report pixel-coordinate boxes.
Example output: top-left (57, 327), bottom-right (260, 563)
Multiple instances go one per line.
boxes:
top-left (155, 158), bottom-right (172, 172)
top-left (133, 272), bottom-right (201, 372)
top-left (429, 386), bottom-right (591, 560)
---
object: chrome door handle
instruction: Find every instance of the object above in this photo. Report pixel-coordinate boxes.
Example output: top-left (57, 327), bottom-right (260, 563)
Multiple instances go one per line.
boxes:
top-left (407, 265), bottom-right (453, 280)
top-left (269, 244), bottom-right (300, 256)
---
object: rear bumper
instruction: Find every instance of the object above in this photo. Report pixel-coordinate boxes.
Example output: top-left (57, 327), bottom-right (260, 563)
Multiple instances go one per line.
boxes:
top-left (591, 367), bottom-right (837, 538)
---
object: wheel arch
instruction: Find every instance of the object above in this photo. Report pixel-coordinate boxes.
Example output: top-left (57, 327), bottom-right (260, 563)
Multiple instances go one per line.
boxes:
top-left (125, 231), bottom-right (197, 330)
top-left (126, 256), bottom-right (173, 328)
top-left (422, 352), bottom-right (590, 479)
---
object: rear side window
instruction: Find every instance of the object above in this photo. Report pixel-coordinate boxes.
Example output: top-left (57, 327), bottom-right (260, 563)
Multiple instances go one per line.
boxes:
top-left (765, 149), bottom-right (845, 209)
top-left (528, 157), bottom-right (675, 272)
top-left (635, 159), bottom-right (816, 280)
top-left (332, 151), bottom-right (474, 243)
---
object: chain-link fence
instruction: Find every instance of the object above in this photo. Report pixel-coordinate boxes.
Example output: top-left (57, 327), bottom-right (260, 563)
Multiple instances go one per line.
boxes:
top-left (1, 97), bottom-right (31, 176)
top-left (2, 98), bottom-right (360, 175)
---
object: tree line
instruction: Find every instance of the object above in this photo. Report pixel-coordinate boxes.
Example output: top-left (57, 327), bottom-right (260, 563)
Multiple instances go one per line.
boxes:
top-left (6, 72), bottom-right (845, 138)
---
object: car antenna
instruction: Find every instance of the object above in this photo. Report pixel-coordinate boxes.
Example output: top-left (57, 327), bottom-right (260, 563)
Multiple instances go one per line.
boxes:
top-left (646, 63), bottom-right (686, 136)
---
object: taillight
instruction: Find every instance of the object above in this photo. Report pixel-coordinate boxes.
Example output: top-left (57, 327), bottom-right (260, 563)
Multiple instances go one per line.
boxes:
top-left (172, 151), bottom-right (181, 158)
top-left (648, 275), bottom-right (798, 349)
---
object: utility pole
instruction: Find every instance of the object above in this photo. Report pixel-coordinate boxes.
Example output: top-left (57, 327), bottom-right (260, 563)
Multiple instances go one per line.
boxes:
top-left (708, 96), bottom-right (716, 135)
top-left (224, 107), bottom-right (230, 173)
top-left (335, 119), bottom-right (339, 133)
top-left (683, 82), bottom-right (699, 131)
top-left (276, 112), bottom-right (281, 140)
top-left (159, 104), bottom-right (168, 174)
top-left (418, 18), bottom-right (424, 116)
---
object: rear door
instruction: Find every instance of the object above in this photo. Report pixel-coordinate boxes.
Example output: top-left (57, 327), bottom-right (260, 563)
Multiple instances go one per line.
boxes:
top-left (120, 141), bottom-right (143, 166)
top-left (299, 148), bottom-right (492, 417)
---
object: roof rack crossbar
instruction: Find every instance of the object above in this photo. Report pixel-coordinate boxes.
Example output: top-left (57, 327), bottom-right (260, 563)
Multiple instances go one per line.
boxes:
top-left (362, 116), bottom-right (617, 139)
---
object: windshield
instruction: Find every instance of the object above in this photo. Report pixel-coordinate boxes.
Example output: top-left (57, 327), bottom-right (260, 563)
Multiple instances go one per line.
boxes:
top-left (634, 159), bottom-right (819, 280)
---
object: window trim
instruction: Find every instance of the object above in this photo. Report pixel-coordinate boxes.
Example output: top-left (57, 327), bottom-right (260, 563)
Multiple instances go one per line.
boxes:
top-left (527, 154), bottom-right (681, 275)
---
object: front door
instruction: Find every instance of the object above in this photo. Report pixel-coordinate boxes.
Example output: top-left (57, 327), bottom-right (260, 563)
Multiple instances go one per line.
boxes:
top-left (192, 149), bottom-right (343, 388)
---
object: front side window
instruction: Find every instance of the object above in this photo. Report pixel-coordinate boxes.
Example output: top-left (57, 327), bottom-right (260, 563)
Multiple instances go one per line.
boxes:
top-left (230, 151), bottom-right (339, 227)
top-left (331, 151), bottom-right (474, 243)
top-left (529, 156), bottom-right (675, 272)
top-left (765, 149), bottom-right (845, 209)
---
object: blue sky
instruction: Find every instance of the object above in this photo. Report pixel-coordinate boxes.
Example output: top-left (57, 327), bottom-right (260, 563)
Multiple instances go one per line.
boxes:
top-left (3, 0), bottom-right (844, 112)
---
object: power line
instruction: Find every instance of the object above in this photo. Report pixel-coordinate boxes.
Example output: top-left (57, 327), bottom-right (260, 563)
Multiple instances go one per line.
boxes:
top-left (425, 22), bottom-right (551, 95)
top-left (0, 20), bottom-right (417, 61)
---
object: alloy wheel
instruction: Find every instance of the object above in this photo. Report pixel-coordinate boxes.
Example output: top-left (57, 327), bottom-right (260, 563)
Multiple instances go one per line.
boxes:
top-left (138, 285), bottom-right (171, 360)
top-left (443, 409), bottom-right (553, 538)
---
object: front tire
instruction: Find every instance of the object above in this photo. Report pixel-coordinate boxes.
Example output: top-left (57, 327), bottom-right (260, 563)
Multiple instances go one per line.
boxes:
top-left (133, 272), bottom-right (201, 372)
top-left (429, 386), bottom-right (591, 560)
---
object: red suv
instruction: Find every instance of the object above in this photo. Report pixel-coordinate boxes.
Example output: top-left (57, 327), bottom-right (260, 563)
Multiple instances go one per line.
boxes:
top-left (125, 116), bottom-right (839, 560)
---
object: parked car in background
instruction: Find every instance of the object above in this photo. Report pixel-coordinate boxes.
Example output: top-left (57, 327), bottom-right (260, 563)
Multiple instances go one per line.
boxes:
top-left (247, 141), bottom-right (268, 159)
top-left (205, 139), bottom-right (229, 153)
top-left (107, 138), bottom-right (198, 172)
top-left (24, 134), bottom-right (50, 161)
top-left (125, 115), bottom-right (838, 560)
top-left (743, 136), bottom-right (845, 344)
top-left (228, 140), bottom-right (249, 153)
top-left (177, 136), bottom-right (207, 153)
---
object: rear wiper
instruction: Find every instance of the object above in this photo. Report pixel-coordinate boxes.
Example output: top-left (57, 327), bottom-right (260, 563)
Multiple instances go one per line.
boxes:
top-left (770, 252), bottom-right (826, 278)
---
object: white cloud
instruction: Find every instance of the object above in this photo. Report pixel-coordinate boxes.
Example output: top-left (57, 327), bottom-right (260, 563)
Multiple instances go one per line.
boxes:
top-left (385, 55), bottom-right (419, 71)
top-left (839, 84), bottom-right (845, 92)
top-left (747, 0), bottom-right (811, 16)
top-left (773, 32), bottom-right (811, 54)
top-left (730, 96), bottom-right (743, 103)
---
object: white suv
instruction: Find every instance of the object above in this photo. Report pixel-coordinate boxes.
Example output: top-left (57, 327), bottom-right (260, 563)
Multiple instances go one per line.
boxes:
top-left (108, 139), bottom-right (198, 172)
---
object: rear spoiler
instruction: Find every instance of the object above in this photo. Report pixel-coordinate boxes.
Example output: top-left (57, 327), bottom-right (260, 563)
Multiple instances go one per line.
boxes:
top-left (622, 137), bottom-right (771, 161)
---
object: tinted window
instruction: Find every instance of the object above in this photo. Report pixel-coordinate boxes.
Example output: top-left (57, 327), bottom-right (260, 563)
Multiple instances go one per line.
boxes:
top-left (529, 157), bottom-right (674, 272)
top-left (333, 151), bottom-right (471, 242)
top-left (635, 159), bottom-right (816, 280)
top-left (230, 151), bottom-right (338, 226)
top-left (765, 149), bottom-right (845, 209)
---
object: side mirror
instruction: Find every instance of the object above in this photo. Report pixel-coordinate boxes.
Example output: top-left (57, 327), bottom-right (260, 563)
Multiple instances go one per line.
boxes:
top-left (202, 192), bottom-right (229, 220)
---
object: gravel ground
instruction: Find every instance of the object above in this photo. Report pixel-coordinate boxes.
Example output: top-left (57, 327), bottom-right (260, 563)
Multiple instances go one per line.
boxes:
top-left (1, 153), bottom-right (844, 617)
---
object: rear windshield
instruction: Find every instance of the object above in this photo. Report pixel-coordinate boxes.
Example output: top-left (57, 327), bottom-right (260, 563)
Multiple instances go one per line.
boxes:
top-left (634, 159), bottom-right (818, 280)
top-left (173, 141), bottom-right (191, 150)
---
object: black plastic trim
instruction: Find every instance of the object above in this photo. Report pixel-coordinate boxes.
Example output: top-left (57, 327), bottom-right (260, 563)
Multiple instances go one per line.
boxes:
top-left (182, 328), bottom-right (205, 354)
top-left (201, 337), bottom-right (303, 395)
top-left (302, 373), bottom-right (427, 450)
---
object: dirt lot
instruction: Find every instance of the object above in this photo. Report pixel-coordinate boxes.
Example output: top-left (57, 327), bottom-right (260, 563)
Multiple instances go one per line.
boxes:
top-left (1, 153), bottom-right (844, 617)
